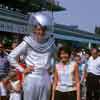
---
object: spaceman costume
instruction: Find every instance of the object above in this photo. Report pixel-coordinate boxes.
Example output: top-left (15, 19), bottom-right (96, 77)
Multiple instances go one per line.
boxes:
top-left (8, 13), bottom-right (56, 100)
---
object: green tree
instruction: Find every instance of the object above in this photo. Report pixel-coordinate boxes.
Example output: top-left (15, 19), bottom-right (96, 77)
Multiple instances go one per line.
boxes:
top-left (0, 0), bottom-right (65, 13)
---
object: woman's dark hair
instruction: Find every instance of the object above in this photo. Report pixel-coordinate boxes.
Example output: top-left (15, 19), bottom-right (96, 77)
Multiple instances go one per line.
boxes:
top-left (85, 50), bottom-right (91, 56)
top-left (57, 46), bottom-right (71, 59)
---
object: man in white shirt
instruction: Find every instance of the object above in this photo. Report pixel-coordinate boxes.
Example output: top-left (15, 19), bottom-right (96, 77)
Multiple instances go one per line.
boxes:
top-left (86, 48), bottom-right (100, 100)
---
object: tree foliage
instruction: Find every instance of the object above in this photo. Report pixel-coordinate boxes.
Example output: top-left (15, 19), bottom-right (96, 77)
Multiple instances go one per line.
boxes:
top-left (0, 0), bottom-right (65, 13)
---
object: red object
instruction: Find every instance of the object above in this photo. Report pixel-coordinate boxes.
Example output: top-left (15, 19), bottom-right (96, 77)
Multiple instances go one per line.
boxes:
top-left (16, 64), bottom-right (26, 84)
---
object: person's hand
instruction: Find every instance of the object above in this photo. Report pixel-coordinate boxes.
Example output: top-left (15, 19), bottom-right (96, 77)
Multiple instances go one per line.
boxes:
top-left (24, 66), bottom-right (33, 75)
top-left (14, 82), bottom-right (22, 92)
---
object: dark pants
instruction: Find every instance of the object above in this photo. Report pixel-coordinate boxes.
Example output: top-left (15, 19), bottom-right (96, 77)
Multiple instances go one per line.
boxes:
top-left (55, 90), bottom-right (77, 100)
top-left (86, 73), bottom-right (100, 100)
top-left (0, 96), bottom-right (7, 100)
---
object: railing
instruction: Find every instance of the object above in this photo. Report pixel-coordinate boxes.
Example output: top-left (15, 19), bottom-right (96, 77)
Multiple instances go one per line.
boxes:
top-left (0, 4), bottom-right (28, 20)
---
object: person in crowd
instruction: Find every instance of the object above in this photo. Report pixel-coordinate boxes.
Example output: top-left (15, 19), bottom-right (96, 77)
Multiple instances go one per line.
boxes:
top-left (11, 42), bottom-right (18, 50)
top-left (85, 50), bottom-right (91, 61)
top-left (52, 46), bottom-right (80, 100)
top-left (74, 55), bottom-right (86, 83)
top-left (98, 49), bottom-right (100, 56)
top-left (8, 12), bottom-right (56, 100)
top-left (0, 81), bottom-right (7, 100)
top-left (0, 69), bottom-right (22, 100)
top-left (9, 42), bottom-right (25, 100)
top-left (70, 50), bottom-right (77, 61)
top-left (0, 42), bottom-right (9, 100)
top-left (74, 55), bottom-right (86, 100)
top-left (8, 56), bottom-right (26, 100)
top-left (86, 48), bottom-right (100, 100)
top-left (8, 71), bottom-right (22, 100)
top-left (84, 50), bottom-right (91, 78)
top-left (5, 42), bottom-right (18, 54)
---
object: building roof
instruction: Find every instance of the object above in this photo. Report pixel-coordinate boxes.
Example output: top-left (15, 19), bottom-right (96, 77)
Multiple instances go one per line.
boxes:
top-left (54, 24), bottom-right (100, 44)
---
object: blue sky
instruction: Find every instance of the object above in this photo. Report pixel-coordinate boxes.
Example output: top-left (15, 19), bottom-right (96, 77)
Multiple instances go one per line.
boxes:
top-left (54, 0), bottom-right (100, 33)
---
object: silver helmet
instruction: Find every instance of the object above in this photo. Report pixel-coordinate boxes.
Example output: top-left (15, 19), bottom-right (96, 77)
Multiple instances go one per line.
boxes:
top-left (27, 12), bottom-right (53, 33)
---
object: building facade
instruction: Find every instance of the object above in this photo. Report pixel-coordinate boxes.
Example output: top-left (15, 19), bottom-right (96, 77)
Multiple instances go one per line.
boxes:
top-left (54, 24), bottom-right (100, 49)
top-left (0, 7), bottom-right (28, 48)
top-left (0, 7), bottom-right (100, 49)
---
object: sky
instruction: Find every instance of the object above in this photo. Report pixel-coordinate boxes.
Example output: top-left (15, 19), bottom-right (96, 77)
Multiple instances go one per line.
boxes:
top-left (54, 0), bottom-right (100, 33)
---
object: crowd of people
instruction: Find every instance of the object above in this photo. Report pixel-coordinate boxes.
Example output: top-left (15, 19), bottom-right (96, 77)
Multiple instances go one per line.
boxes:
top-left (0, 12), bottom-right (100, 100)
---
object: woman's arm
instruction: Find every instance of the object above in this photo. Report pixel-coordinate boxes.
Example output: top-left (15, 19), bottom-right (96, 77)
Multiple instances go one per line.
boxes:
top-left (8, 41), bottom-right (27, 72)
top-left (74, 63), bottom-right (80, 100)
top-left (14, 81), bottom-right (22, 92)
top-left (83, 64), bottom-right (87, 81)
top-left (51, 68), bottom-right (58, 100)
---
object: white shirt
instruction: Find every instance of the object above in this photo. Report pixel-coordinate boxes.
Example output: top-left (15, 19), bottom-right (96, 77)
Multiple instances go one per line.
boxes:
top-left (8, 41), bottom-right (53, 72)
top-left (10, 93), bottom-right (21, 100)
top-left (87, 56), bottom-right (100, 75)
top-left (0, 82), bottom-right (7, 96)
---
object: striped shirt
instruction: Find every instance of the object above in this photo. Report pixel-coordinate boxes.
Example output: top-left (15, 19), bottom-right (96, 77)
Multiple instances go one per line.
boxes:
top-left (8, 41), bottom-right (55, 73)
top-left (0, 53), bottom-right (9, 79)
top-left (56, 62), bottom-right (76, 92)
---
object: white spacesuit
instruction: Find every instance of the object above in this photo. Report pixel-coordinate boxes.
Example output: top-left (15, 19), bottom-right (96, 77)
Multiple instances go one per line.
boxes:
top-left (8, 12), bottom-right (56, 100)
